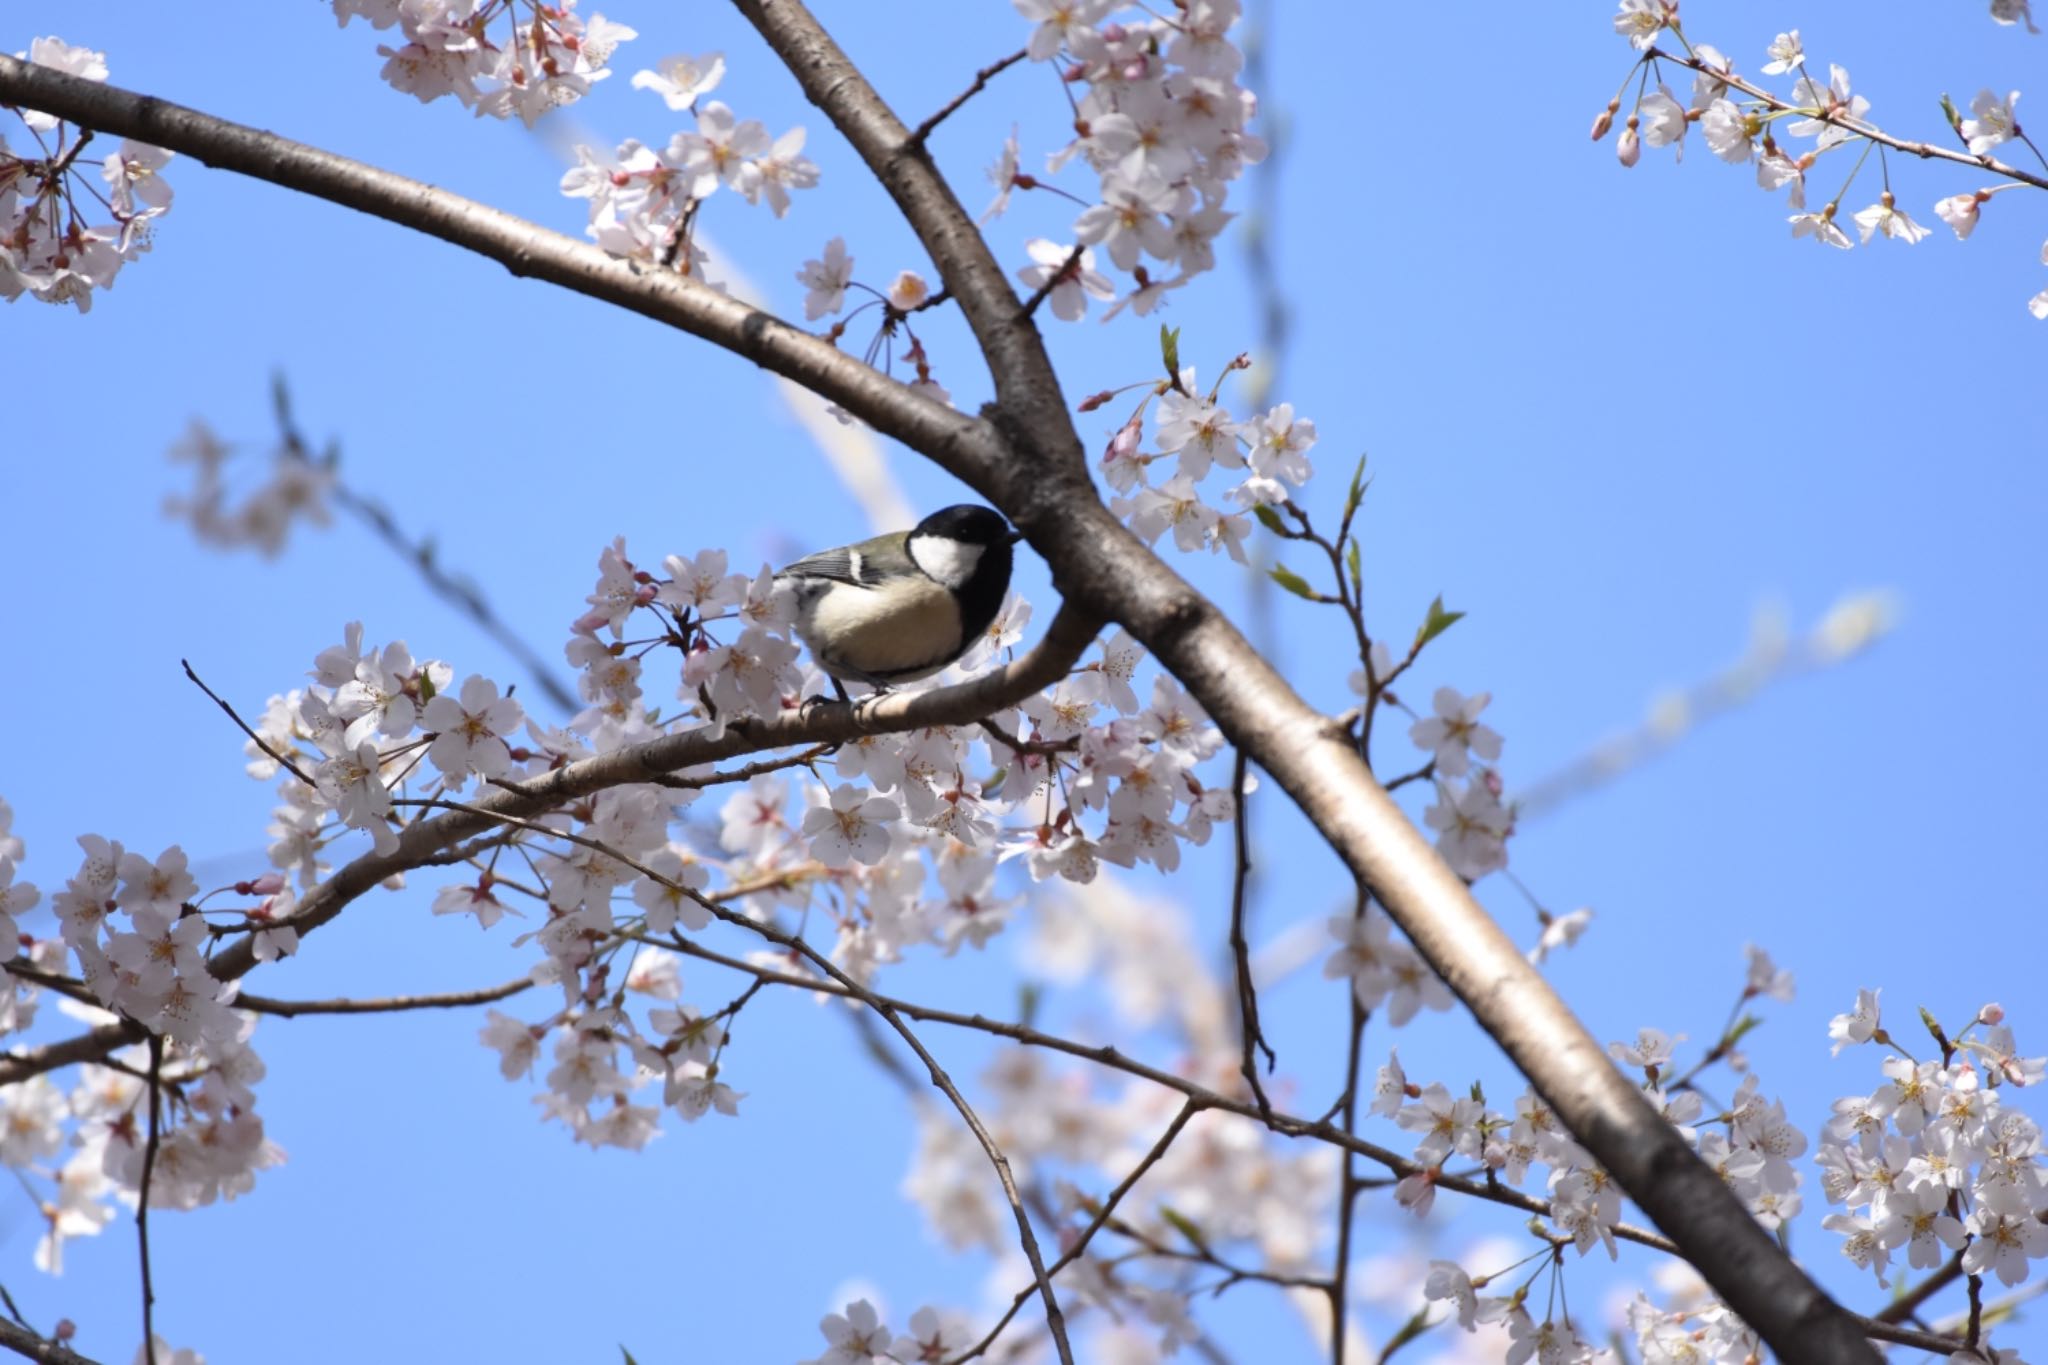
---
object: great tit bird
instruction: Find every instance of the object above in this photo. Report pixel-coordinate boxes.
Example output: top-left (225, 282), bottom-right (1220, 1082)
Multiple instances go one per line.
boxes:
top-left (777, 504), bottom-right (1023, 691)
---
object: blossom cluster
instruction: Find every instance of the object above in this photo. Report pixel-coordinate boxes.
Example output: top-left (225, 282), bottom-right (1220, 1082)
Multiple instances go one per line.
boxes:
top-left (0, 808), bottom-right (283, 1278)
top-left (1090, 359), bottom-right (1318, 568)
top-left (1820, 993), bottom-right (2048, 1299)
top-left (561, 51), bottom-right (818, 273)
top-left (182, 529), bottom-right (1240, 1152)
top-left (991, 0), bottom-right (1266, 322)
top-left (1393, 958), bottom-right (2046, 1364)
top-left (161, 419), bottom-right (336, 558)
top-left (1602, 5), bottom-right (2048, 317)
top-left (330, 0), bottom-right (634, 125)
top-left (1, 38), bottom-right (174, 312)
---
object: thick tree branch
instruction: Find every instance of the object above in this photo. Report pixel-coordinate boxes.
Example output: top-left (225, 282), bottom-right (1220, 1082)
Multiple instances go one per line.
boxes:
top-left (0, 54), bottom-right (1003, 484)
top-left (658, 934), bottom-right (1684, 1254)
top-left (0, 1320), bottom-right (95, 1365)
top-left (715, 6), bottom-right (1879, 1360)
top-left (203, 605), bottom-right (1098, 982)
top-left (0, 1023), bottom-right (143, 1087)
top-left (731, 0), bottom-right (1079, 448)
top-left (666, 934), bottom-right (1966, 1358)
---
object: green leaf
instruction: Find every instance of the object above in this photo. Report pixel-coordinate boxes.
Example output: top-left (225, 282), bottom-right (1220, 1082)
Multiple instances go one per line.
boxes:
top-left (1375, 1304), bottom-right (1442, 1364)
top-left (417, 671), bottom-right (438, 703)
top-left (1159, 1205), bottom-right (1210, 1252)
top-left (1345, 538), bottom-right (1362, 597)
top-left (1412, 595), bottom-right (1464, 651)
top-left (1269, 565), bottom-right (1319, 600)
top-left (1343, 452), bottom-right (1370, 519)
top-left (1252, 504), bottom-right (1288, 535)
top-left (1159, 324), bottom-right (1182, 383)
top-left (1018, 982), bottom-right (1041, 1030)
top-left (1919, 1006), bottom-right (1948, 1051)
top-left (1724, 1013), bottom-right (1763, 1049)
top-left (620, 1349), bottom-right (641, 1365)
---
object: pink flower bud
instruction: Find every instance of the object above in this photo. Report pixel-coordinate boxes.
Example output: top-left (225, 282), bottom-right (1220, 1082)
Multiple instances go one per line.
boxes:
top-left (1981, 1002), bottom-right (2006, 1025)
top-left (1591, 99), bottom-right (1620, 141)
top-left (1617, 122), bottom-right (1642, 168)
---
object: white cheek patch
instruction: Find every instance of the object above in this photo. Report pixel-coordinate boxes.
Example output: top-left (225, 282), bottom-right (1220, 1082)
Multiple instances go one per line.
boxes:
top-left (908, 533), bottom-right (985, 590)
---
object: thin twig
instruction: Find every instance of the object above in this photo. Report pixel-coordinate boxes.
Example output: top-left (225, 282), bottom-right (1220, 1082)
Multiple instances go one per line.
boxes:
top-left (1226, 749), bottom-right (1275, 1115)
top-left (949, 1100), bottom-right (1204, 1365)
top-left (650, 934), bottom-right (1683, 1253)
top-left (1650, 48), bottom-right (2048, 193)
top-left (136, 1036), bottom-right (163, 1365)
top-left (1874, 1251), bottom-right (1963, 1324)
top-left (406, 798), bottom-right (1076, 1365)
top-left (1329, 889), bottom-right (1371, 1364)
top-left (645, 744), bottom-right (836, 791)
top-left (233, 976), bottom-right (533, 1017)
top-left (1018, 243), bottom-right (1088, 321)
top-left (180, 660), bottom-right (313, 787)
top-left (907, 47), bottom-right (1028, 146)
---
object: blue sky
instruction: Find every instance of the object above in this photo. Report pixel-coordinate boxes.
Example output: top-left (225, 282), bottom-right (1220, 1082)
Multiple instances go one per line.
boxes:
top-left (3, 2), bottom-right (2044, 1361)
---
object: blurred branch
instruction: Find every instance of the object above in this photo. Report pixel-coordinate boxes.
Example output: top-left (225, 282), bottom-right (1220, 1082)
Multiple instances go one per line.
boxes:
top-left (269, 376), bottom-right (582, 717)
top-left (1515, 592), bottom-right (1899, 819)
top-left (0, 1318), bottom-right (96, 1365)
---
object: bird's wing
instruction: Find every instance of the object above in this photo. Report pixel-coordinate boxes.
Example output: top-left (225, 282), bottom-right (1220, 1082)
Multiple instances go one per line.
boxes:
top-left (778, 545), bottom-right (866, 585)
top-left (778, 532), bottom-right (912, 588)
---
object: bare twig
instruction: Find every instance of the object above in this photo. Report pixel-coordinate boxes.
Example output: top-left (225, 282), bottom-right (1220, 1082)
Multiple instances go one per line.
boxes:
top-left (1329, 890), bottom-right (1370, 1364)
top-left (908, 47), bottom-right (1028, 146)
top-left (180, 659), bottom-right (313, 787)
top-left (1874, 1251), bottom-right (1963, 1325)
top-left (1018, 243), bottom-right (1088, 321)
top-left (407, 800), bottom-right (1075, 1365)
top-left (950, 1100), bottom-right (1204, 1365)
top-left (1225, 749), bottom-right (1275, 1115)
top-left (136, 1036), bottom-right (163, 1365)
top-left (652, 934), bottom-right (1683, 1254)
top-left (233, 977), bottom-right (533, 1017)
top-left (646, 745), bottom-right (836, 791)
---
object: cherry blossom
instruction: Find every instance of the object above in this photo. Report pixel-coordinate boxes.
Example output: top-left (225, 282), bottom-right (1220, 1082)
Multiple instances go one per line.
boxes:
top-left (1961, 89), bottom-right (2022, 155)
top-left (1016, 238), bottom-right (1114, 322)
top-left (1409, 686), bottom-right (1504, 778)
top-left (423, 675), bottom-right (524, 783)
